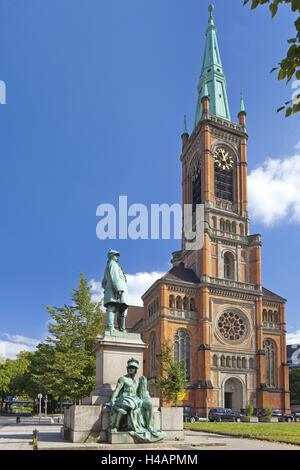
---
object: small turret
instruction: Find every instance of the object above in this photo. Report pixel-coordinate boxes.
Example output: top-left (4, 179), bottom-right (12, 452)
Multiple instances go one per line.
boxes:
top-left (238, 92), bottom-right (246, 127)
top-left (181, 115), bottom-right (189, 149)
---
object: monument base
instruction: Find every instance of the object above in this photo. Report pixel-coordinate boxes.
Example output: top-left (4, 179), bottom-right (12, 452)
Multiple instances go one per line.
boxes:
top-left (62, 331), bottom-right (183, 443)
top-left (107, 431), bottom-right (135, 445)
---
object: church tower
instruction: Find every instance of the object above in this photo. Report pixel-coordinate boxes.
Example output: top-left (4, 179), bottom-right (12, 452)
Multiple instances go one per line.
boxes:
top-left (139, 5), bottom-right (290, 415)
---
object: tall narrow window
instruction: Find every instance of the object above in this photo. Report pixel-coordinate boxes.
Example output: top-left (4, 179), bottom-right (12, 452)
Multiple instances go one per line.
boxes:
top-left (264, 339), bottom-right (276, 387)
top-left (224, 252), bottom-right (234, 280)
top-left (191, 161), bottom-right (201, 212)
top-left (174, 330), bottom-right (191, 380)
top-left (150, 333), bottom-right (157, 378)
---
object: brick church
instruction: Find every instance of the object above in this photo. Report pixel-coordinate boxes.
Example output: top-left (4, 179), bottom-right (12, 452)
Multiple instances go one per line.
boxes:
top-left (128, 5), bottom-right (290, 415)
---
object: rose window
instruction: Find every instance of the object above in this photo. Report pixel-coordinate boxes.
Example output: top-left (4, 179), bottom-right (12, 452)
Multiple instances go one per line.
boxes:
top-left (217, 311), bottom-right (247, 343)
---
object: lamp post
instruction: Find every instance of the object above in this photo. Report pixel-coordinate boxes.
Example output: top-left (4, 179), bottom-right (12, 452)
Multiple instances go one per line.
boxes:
top-left (206, 397), bottom-right (210, 421)
top-left (44, 395), bottom-right (48, 417)
top-left (37, 393), bottom-right (42, 420)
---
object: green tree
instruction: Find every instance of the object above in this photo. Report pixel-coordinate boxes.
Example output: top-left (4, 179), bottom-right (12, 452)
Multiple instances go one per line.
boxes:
top-left (0, 352), bottom-right (31, 412)
top-left (244, 0), bottom-right (300, 116)
top-left (26, 344), bottom-right (96, 406)
top-left (25, 273), bottom-right (105, 408)
top-left (0, 359), bottom-right (12, 412)
top-left (154, 340), bottom-right (189, 406)
top-left (45, 272), bottom-right (105, 352)
top-left (289, 368), bottom-right (300, 404)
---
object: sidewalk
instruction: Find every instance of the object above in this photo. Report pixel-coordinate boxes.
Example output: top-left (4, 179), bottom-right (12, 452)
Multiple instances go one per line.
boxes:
top-left (1, 420), bottom-right (300, 451)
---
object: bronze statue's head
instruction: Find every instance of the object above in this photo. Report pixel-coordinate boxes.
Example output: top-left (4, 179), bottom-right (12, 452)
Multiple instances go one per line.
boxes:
top-left (127, 358), bottom-right (139, 371)
top-left (108, 249), bottom-right (120, 260)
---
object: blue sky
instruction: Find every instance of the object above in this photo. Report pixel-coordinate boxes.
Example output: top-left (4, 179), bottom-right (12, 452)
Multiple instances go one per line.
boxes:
top-left (0, 0), bottom-right (300, 358)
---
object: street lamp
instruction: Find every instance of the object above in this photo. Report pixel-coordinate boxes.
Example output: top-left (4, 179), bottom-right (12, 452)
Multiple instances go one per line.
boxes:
top-left (37, 393), bottom-right (42, 420)
top-left (206, 397), bottom-right (210, 421)
top-left (44, 395), bottom-right (48, 417)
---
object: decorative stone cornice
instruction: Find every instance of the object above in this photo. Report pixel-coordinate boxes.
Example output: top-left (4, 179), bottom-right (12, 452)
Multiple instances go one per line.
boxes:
top-left (209, 287), bottom-right (259, 301)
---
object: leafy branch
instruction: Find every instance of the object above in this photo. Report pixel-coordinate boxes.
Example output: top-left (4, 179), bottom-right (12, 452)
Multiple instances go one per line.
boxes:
top-left (244, 0), bottom-right (300, 116)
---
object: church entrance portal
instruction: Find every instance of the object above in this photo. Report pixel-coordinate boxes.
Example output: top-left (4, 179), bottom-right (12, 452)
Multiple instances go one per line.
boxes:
top-left (224, 378), bottom-right (243, 411)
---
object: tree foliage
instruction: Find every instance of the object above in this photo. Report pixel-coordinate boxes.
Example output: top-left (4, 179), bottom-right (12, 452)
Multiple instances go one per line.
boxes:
top-left (244, 0), bottom-right (300, 116)
top-left (0, 352), bottom-right (31, 411)
top-left (154, 340), bottom-right (189, 406)
top-left (45, 272), bottom-right (105, 352)
top-left (29, 272), bottom-right (106, 403)
top-left (289, 367), bottom-right (300, 404)
top-left (1, 273), bottom-right (105, 410)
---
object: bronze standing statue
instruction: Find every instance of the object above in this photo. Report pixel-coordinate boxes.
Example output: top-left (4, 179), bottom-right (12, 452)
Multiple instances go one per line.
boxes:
top-left (102, 249), bottom-right (129, 334)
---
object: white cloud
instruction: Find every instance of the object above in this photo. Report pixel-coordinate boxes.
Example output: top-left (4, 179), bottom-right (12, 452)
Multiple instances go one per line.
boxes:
top-left (248, 153), bottom-right (300, 225)
top-left (287, 329), bottom-right (300, 345)
top-left (4, 334), bottom-right (40, 347)
top-left (295, 141), bottom-right (300, 150)
top-left (90, 271), bottom-right (165, 306)
top-left (0, 334), bottom-right (40, 360)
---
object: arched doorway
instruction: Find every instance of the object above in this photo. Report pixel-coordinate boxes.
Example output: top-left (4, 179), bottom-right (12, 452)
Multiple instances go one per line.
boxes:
top-left (223, 377), bottom-right (243, 411)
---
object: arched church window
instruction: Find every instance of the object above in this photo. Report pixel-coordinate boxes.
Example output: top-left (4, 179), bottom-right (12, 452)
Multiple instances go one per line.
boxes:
top-left (176, 296), bottom-right (182, 309)
top-left (169, 295), bottom-right (175, 308)
top-left (174, 329), bottom-right (191, 380)
top-left (224, 252), bottom-right (234, 280)
top-left (263, 309), bottom-right (268, 323)
top-left (191, 160), bottom-right (201, 212)
top-left (264, 339), bottom-right (276, 388)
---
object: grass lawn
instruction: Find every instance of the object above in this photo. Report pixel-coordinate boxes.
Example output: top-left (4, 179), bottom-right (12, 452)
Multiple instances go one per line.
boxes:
top-left (184, 422), bottom-right (300, 444)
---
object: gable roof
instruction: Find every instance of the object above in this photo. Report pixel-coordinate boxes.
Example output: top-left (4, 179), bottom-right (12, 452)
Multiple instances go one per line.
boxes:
top-left (162, 265), bottom-right (200, 284)
top-left (262, 287), bottom-right (286, 303)
top-left (126, 305), bottom-right (144, 327)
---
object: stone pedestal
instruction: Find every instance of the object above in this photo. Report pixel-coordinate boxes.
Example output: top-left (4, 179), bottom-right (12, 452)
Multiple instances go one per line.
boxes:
top-left (62, 331), bottom-right (183, 443)
top-left (161, 406), bottom-right (184, 440)
top-left (83, 331), bottom-right (148, 405)
top-left (63, 331), bottom-right (149, 442)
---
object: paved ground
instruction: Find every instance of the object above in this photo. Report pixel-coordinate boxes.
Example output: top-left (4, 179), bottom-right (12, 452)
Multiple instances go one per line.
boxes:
top-left (0, 416), bottom-right (300, 451)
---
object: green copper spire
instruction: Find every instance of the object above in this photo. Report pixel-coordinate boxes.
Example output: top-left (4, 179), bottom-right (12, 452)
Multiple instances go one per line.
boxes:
top-left (240, 92), bottom-right (245, 113)
top-left (194, 4), bottom-right (231, 127)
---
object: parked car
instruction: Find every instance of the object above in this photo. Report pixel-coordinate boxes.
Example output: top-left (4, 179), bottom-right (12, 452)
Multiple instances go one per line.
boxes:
top-left (256, 408), bottom-right (294, 422)
top-left (271, 408), bottom-right (282, 419)
top-left (208, 408), bottom-right (242, 422)
top-left (183, 410), bottom-right (201, 423)
top-left (270, 409), bottom-right (294, 422)
top-left (280, 412), bottom-right (294, 422)
top-left (292, 411), bottom-right (300, 422)
top-left (188, 414), bottom-right (201, 423)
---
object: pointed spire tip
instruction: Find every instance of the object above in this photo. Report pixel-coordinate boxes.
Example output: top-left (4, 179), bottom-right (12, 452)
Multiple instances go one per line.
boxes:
top-left (240, 92), bottom-right (246, 112)
top-left (182, 114), bottom-right (188, 135)
top-left (208, 4), bottom-right (214, 23)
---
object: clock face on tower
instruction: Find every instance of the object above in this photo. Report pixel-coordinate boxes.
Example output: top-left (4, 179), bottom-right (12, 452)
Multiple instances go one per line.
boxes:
top-left (213, 147), bottom-right (234, 170)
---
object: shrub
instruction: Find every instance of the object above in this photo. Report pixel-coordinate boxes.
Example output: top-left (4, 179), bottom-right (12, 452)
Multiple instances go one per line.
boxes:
top-left (246, 402), bottom-right (254, 416)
